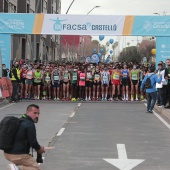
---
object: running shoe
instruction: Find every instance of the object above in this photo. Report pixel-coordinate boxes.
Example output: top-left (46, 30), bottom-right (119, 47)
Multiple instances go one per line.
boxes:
top-left (54, 98), bottom-right (56, 101)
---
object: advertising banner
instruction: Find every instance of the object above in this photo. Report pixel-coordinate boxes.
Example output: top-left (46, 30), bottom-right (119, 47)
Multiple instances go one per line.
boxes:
top-left (0, 14), bottom-right (169, 36)
top-left (0, 14), bottom-right (35, 34)
top-left (132, 16), bottom-right (170, 36)
top-left (156, 36), bottom-right (170, 67)
top-left (41, 15), bottom-right (125, 35)
top-left (0, 34), bottom-right (11, 69)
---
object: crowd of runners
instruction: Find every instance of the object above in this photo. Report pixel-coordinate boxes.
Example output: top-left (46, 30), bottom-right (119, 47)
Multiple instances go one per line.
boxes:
top-left (7, 61), bottom-right (152, 102)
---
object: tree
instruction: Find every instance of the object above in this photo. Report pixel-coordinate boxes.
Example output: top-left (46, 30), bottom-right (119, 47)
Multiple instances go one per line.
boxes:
top-left (138, 40), bottom-right (156, 62)
top-left (118, 46), bottom-right (142, 63)
top-left (127, 42), bottom-right (130, 47)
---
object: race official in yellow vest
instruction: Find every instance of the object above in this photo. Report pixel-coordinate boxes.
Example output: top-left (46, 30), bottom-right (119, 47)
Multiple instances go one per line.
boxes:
top-left (11, 62), bottom-right (20, 102)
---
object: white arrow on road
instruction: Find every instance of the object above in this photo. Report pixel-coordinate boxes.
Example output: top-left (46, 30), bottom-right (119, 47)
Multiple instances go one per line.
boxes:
top-left (103, 144), bottom-right (145, 170)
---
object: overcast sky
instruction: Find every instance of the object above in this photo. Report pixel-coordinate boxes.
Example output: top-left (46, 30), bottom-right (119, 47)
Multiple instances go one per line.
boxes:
top-left (61, 0), bottom-right (170, 53)
top-left (61, 0), bottom-right (170, 16)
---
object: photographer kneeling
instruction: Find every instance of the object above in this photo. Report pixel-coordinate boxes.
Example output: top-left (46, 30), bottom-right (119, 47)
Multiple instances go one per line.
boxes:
top-left (4, 104), bottom-right (45, 170)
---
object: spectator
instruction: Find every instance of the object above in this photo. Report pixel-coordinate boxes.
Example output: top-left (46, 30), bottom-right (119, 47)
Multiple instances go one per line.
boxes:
top-left (140, 66), bottom-right (162, 113)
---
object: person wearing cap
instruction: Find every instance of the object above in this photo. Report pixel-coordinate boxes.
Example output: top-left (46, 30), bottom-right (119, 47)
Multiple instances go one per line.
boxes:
top-left (140, 66), bottom-right (162, 113)
top-left (101, 66), bottom-right (110, 101)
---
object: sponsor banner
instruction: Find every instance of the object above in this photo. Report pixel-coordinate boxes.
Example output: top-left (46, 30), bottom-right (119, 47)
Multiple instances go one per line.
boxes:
top-left (132, 16), bottom-right (170, 36)
top-left (0, 14), bottom-right (35, 34)
top-left (156, 36), bottom-right (170, 68)
top-left (0, 34), bottom-right (11, 69)
top-left (41, 14), bottom-right (125, 35)
top-left (0, 14), bottom-right (169, 36)
top-left (0, 78), bottom-right (13, 98)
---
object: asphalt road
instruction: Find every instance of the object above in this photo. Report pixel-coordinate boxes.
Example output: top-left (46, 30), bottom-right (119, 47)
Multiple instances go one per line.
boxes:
top-left (0, 101), bottom-right (79, 170)
top-left (1, 101), bottom-right (170, 170)
top-left (40, 102), bottom-right (170, 170)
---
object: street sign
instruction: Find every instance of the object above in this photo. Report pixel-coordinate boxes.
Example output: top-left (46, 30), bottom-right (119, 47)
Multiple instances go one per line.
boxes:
top-left (103, 144), bottom-right (145, 170)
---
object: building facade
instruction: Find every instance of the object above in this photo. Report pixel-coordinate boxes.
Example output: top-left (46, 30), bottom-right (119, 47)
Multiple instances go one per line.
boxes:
top-left (0, 0), bottom-right (61, 63)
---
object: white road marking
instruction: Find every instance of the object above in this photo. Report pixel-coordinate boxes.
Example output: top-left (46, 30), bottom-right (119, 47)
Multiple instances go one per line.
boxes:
top-left (117, 144), bottom-right (127, 159)
top-left (78, 103), bottom-right (81, 107)
top-left (103, 144), bottom-right (145, 170)
top-left (144, 103), bottom-right (170, 130)
top-left (0, 103), bottom-right (14, 110)
top-left (57, 128), bottom-right (65, 136)
top-left (69, 112), bottom-right (75, 118)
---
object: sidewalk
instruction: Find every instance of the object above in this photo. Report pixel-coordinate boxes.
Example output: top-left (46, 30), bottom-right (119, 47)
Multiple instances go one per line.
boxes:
top-left (0, 98), bottom-right (10, 107)
top-left (155, 105), bottom-right (170, 121)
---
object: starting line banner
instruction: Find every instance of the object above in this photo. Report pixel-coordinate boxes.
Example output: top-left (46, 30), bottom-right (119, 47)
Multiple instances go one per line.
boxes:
top-left (0, 14), bottom-right (170, 36)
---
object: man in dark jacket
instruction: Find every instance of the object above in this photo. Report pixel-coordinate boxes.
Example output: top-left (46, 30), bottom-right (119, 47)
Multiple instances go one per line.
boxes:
top-left (2, 64), bottom-right (9, 77)
top-left (4, 104), bottom-right (45, 170)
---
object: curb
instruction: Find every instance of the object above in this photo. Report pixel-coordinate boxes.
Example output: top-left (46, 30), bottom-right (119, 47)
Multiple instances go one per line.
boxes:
top-left (155, 105), bottom-right (170, 121)
top-left (0, 98), bottom-right (10, 108)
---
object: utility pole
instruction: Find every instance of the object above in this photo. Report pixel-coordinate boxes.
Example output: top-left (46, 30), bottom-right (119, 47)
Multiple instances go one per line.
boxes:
top-left (33, 0), bottom-right (41, 61)
top-left (59, 0), bottom-right (76, 63)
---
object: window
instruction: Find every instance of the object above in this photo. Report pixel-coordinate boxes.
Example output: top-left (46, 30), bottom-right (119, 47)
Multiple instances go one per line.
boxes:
top-left (44, 0), bottom-right (47, 9)
top-left (8, 3), bottom-right (16, 13)
top-left (27, 3), bottom-right (30, 13)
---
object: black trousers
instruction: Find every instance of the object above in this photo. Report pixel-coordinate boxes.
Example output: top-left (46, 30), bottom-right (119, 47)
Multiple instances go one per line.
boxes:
top-left (12, 81), bottom-right (19, 101)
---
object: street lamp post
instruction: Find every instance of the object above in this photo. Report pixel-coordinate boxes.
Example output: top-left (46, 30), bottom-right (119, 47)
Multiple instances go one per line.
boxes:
top-left (87, 6), bottom-right (100, 15)
top-left (66, 0), bottom-right (75, 14)
top-left (79, 6), bottom-right (101, 61)
top-left (153, 13), bottom-right (160, 16)
top-left (33, 0), bottom-right (41, 61)
top-left (59, 0), bottom-right (76, 63)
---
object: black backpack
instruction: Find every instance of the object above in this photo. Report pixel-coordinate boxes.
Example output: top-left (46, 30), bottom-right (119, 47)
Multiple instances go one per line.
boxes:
top-left (0, 116), bottom-right (22, 151)
top-left (145, 74), bottom-right (154, 89)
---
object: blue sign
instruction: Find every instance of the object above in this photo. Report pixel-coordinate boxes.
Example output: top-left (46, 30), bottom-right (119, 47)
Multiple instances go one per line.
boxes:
top-left (132, 16), bottom-right (170, 36)
top-left (0, 34), bottom-right (11, 69)
top-left (91, 53), bottom-right (99, 64)
top-left (0, 14), bottom-right (35, 34)
top-left (105, 55), bottom-right (111, 63)
top-left (156, 36), bottom-right (170, 68)
top-left (86, 56), bottom-right (91, 63)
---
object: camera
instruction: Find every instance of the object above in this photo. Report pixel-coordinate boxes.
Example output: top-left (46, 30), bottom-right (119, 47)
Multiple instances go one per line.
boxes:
top-left (36, 153), bottom-right (43, 163)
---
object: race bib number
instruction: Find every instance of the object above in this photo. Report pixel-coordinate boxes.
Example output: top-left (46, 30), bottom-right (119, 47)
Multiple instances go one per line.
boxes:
top-left (87, 73), bottom-right (92, 79)
top-left (45, 76), bottom-right (50, 82)
top-left (80, 77), bottom-right (85, 81)
top-left (54, 76), bottom-right (59, 81)
top-left (115, 74), bottom-right (119, 80)
top-left (73, 75), bottom-right (77, 81)
top-left (132, 74), bottom-right (137, 80)
top-left (27, 74), bottom-right (32, 77)
top-left (64, 75), bottom-right (68, 79)
top-left (103, 76), bottom-right (108, 81)
top-left (95, 74), bottom-right (100, 80)
top-left (23, 73), bottom-right (26, 77)
top-left (123, 73), bottom-right (127, 77)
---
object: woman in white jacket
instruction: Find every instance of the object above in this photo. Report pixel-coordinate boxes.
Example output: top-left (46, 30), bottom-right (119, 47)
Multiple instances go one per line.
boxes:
top-left (156, 63), bottom-right (167, 108)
